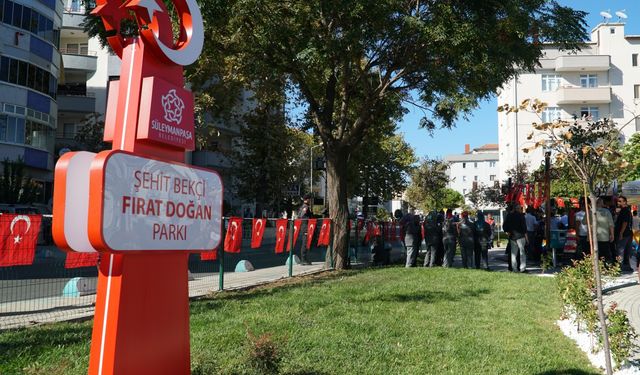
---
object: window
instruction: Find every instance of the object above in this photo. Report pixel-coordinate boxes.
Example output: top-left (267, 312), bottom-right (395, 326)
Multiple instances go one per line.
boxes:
top-left (462, 176), bottom-right (467, 182)
top-left (0, 56), bottom-right (57, 98)
top-left (463, 189), bottom-right (467, 195)
top-left (63, 123), bottom-right (75, 139)
top-left (610, 27), bottom-right (615, 34)
top-left (636, 118), bottom-right (640, 132)
top-left (70, 0), bottom-right (82, 12)
top-left (489, 161), bottom-right (496, 167)
top-left (580, 74), bottom-right (598, 88)
top-left (66, 43), bottom-right (79, 54)
top-left (542, 107), bottom-right (562, 122)
top-left (490, 175), bottom-right (496, 181)
top-left (541, 74), bottom-right (560, 92)
top-left (474, 162), bottom-right (478, 168)
top-left (474, 176), bottom-right (478, 181)
top-left (2, 0), bottom-right (12, 24)
top-left (462, 162), bottom-right (466, 168)
top-left (635, 84), bottom-right (639, 100)
top-left (580, 107), bottom-right (599, 120)
top-left (634, 54), bottom-right (638, 67)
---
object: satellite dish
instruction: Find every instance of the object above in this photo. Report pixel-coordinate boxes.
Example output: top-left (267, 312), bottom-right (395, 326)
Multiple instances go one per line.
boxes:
top-left (600, 10), bottom-right (612, 22)
top-left (615, 10), bottom-right (627, 21)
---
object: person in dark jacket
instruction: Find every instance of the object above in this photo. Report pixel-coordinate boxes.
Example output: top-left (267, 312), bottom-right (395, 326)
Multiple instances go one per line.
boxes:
top-left (402, 208), bottom-right (422, 267)
top-left (503, 204), bottom-right (528, 272)
top-left (423, 211), bottom-right (441, 267)
top-left (442, 209), bottom-right (458, 267)
top-left (457, 211), bottom-right (475, 268)
top-left (475, 211), bottom-right (492, 270)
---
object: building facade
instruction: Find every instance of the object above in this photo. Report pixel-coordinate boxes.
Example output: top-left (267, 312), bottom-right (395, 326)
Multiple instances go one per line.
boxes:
top-left (445, 143), bottom-right (500, 209)
top-left (498, 22), bottom-right (640, 180)
top-left (0, 0), bottom-right (63, 202)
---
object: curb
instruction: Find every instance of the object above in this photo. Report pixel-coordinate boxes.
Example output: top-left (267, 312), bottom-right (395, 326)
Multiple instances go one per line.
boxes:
top-left (602, 280), bottom-right (639, 294)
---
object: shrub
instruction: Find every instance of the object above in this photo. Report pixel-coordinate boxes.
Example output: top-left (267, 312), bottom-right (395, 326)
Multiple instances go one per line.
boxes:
top-left (606, 303), bottom-right (637, 369)
top-left (245, 330), bottom-right (284, 374)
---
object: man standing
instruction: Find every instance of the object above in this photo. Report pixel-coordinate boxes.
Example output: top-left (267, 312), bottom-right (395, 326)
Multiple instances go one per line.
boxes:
top-left (423, 211), bottom-right (441, 267)
top-left (442, 209), bottom-right (457, 267)
top-left (503, 204), bottom-right (528, 273)
top-left (615, 196), bottom-right (633, 271)
top-left (575, 201), bottom-right (589, 260)
top-left (298, 194), bottom-right (313, 265)
top-left (524, 207), bottom-right (538, 258)
top-left (595, 198), bottom-right (615, 262)
top-left (401, 208), bottom-right (422, 267)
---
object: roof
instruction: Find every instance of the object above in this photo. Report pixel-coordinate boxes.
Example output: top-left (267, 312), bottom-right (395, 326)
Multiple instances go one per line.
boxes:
top-left (473, 144), bottom-right (498, 152)
top-left (444, 153), bottom-right (498, 163)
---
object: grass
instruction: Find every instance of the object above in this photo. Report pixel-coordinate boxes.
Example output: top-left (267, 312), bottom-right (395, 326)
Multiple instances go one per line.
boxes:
top-left (0, 267), bottom-right (599, 375)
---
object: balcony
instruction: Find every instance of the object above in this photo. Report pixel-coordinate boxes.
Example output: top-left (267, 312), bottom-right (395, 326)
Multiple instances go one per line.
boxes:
top-left (62, 12), bottom-right (85, 29)
top-left (555, 55), bottom-right (610, 72)
top-left (556, 86), bottom-right (612, 105)
top-left (61, 51), bottom-right (97, 72)
top-left (57, 86), bottom-right (96, 113)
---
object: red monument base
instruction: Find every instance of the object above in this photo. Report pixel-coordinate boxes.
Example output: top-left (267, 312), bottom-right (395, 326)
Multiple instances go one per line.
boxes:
top-left (88, 253), bottom-right (191, 375)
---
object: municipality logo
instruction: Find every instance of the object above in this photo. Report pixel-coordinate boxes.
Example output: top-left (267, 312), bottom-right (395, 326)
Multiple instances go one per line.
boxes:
top-left (161, 89), bottom-right (185, 124)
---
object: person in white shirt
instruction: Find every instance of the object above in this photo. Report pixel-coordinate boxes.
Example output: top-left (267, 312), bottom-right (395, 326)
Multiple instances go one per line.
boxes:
top-left (525, 207), bottom-right (538, 258)
top-left (574, 201), bottom-right (590, 260)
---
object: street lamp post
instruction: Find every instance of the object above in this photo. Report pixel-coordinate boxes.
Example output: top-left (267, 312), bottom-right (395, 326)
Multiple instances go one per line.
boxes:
top-left (310, 143), bottom-right (323, 200)
top-left (544, 149), bottom-right (552, 266)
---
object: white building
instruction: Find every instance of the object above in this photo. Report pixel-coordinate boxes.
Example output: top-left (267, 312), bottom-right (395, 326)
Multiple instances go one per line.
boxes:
top-left (444, 143), bottom-right (500, 210)
top-left (498, 22), bottom-right (640, 180)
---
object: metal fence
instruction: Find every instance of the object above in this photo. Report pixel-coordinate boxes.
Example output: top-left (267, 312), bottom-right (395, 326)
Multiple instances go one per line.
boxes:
top-left (0, 215), bottom-right (405, 330)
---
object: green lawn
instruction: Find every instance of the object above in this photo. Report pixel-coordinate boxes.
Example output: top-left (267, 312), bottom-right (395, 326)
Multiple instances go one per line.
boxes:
top-left (1, 268), bottom-right (599, 375)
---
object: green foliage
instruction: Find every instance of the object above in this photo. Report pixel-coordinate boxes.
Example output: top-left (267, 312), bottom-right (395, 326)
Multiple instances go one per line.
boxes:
top-left (556, 255), bottom-right (620, 336)
top-left (0, 158), bottom-right (42, 204)
top-left (375, 207), bottom-right (391, 222)
top-left (620, 132), bottom-right (640, 182)
top-left (245, 330), bottom-right (284, 374)
top-left (606, 303), bottom-right (637, 369)
top-left (73, 113), bottom-right (110, 153)
top-left (404, 159), bottom-right (455, 211)
top-left (348, 131), bottom-right (416, 203)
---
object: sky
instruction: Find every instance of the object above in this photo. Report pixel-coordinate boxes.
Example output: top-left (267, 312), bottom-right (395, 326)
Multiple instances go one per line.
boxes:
top-left (399, 0), bottom-right (640, 160)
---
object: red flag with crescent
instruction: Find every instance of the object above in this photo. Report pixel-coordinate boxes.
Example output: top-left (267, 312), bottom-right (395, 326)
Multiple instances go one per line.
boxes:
top-left (224, 217), bottom-right (242, 253)
top-left (251, 218), bottom-right (266, 249)
top-left (0, 214), bottom-right (42, 267)
top-left (306, 219), bottom-right (317, 249)
top-left (287, 219), bottom-right (303, 251)
top-left (317, 219), bottom-right (331, 246)
top-left (364, 222), bottom-right (373, 242)
top-left (275, 219), bottom-right (288, 253)
top-left (200, 250), bottom-right (217, 261)
top-left (65, 252), bottom-right (99, 269)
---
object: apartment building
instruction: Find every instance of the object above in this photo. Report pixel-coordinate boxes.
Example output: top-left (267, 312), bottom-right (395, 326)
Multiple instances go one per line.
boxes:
top-left (0, 0), bottom-right (63, 202)
top-left (444, 143), bottom-right (500, 210)
top-left (498, 22), bottom-right (640, 180)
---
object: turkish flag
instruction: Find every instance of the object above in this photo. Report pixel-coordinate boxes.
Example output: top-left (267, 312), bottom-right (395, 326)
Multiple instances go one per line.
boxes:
top-left (0, 214), bottom-right (42, 267)
top-left (357, 219), bottom-right (364, 230)
top-left (275, 219), bottom-right (288, 254)
top-left (364, 222), bottom-right (373, 242)
top-left (65, 252), bottom-right (99, 269)
top-left (317, 219), bottom-right (331, 246)
top-left (251, 218), bottom-right (266, 249)
top-left (200, 250), bottom-right (217, 261)
top-left (224, 217), bottom-right (242, 253)
top-left (556, 197), bottom-right (566, 208)
top-left (287, 219), bottom-right (303, 251)
top-left (306, 219), bottom-right (317, 249)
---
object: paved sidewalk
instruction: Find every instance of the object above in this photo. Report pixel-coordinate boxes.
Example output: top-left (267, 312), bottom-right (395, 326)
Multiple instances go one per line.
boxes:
top-left (0, 262), bottom-right (325, 331)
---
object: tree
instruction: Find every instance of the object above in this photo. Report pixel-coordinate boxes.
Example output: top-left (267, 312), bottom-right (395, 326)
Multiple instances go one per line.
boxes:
top-left (73, 113), bottom-right (111, 153)
top-left (348, 131), bottom-right (417, 214)
top-left (233, 103), bottom-right (314, 215)
top-left (404, 159), bottom-right (454, 211)
top-left (621, 132), bottom-right (640, 182)
top-left (508, 99), bottom-right (637, 375)
top-left (85, 0), bottom-right (588, 268)
top-left (0, 159), bottom-right (42, 204)
top-left (465, 183), bottom-right (504, 210)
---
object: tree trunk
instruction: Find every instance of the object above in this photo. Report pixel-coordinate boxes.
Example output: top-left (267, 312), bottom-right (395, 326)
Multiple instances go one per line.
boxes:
top-left (325, 146), bottom-right (350, 269)
top-left (587, 193), bottom-right (613, 375)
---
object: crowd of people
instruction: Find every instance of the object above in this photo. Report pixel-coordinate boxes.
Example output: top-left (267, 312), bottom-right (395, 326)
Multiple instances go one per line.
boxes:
top-left (392, 195), bottom-right (640, 274)
top-left (397, 208), bottom-right (496, 270)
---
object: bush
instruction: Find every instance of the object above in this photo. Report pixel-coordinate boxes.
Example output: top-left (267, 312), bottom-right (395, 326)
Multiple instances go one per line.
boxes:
top-left (245, 330), bottom-right (284, 374)
top-left (606, 303), bottom-right (637, 369)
